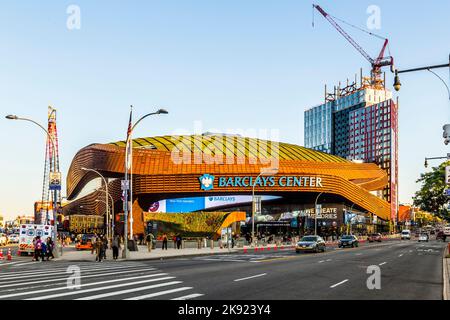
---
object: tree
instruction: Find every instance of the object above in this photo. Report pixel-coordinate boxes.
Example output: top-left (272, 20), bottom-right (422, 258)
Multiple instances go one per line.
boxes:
top-left (413, 161), bottom-right (450, 222)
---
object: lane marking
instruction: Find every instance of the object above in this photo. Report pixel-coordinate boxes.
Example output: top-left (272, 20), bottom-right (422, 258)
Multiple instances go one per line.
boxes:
top-left (171, 293), bottom-right (204, 300)
top-left (0, 261), bottom-right (22, 267)
top-left (0, 273), bottom-right (169, 299)
top-left (0, 268), bottom-right (157, 289)
top-left (330, 279), bottom-right (349, 288)
top-left (234, 273), bottom-right (267, 282)
top-left (27, 277), bottom-right (176, 300)
top-left (318, 260), bottom-right (325, 263)
top-left (379, 262), bottom-right (387, 266)
top-left (398, 254), bottom-right (403, 257)
top-left (355, 253), bottom-right (363, 256)
top-left (326, 259), bottom-right (332, 262)
top-left (76, 282), bottom-right (184, 300)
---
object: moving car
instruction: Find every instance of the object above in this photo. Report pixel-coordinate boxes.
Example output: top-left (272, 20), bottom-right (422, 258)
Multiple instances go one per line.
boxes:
top-left (0, 233), bottom-right (7, 246)
top-left (7, 234), bottom-right (19, 244)
top-left (401, 230), bottom-right (411, 240)
top-left (75, 234), bottom-right (95, 251)
top-left (295, 236), bottom-right (326, 253)
top-left (338, 235), bottom-right (359, 248)
top-left (368, 233), bottom-right (382, 243)
top-left (418, 233), bottom-right (429, 242)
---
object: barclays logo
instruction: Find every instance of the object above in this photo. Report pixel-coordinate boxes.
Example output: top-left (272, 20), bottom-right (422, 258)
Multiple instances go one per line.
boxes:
top-left (199, 174), bottom-right (215, 191)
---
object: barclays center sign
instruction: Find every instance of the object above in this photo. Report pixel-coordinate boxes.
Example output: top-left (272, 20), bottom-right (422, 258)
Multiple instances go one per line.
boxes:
top-left (199, 174), bottom-right (323, 191)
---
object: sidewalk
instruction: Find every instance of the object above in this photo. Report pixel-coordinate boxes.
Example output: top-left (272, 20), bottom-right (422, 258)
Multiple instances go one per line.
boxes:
top-left (444, 244), bottom-right (450, 300)
top-left (55, 245), bottom-right (240, 262)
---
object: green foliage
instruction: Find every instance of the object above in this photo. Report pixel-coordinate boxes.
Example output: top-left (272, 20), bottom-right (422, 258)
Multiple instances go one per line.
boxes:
top-left (413, 161), bottom-right (450, 221)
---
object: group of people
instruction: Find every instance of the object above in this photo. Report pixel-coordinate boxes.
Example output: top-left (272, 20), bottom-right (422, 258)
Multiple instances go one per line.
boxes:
top-left (90, 234), bottom-right (121, 262)
top-left (32, 236), bottom-right (55, 262)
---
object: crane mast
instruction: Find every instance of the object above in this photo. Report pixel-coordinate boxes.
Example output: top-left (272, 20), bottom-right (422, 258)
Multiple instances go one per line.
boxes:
top-left (313, 4), bottom-right (394, 88)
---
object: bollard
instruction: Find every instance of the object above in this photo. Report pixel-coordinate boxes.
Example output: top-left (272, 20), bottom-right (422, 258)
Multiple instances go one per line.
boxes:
top-left (210, 240), bottom-right (214, 249)
top-left (243, 247), bottom-right (248, 254)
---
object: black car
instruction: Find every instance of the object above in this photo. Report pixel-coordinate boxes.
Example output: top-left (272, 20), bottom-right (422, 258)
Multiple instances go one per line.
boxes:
top-left (338, 235), bottom-right (359, 248)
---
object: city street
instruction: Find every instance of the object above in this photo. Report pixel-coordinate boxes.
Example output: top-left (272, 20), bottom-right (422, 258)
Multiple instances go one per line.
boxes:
top-left (0, 239), bottom-right (446, 300)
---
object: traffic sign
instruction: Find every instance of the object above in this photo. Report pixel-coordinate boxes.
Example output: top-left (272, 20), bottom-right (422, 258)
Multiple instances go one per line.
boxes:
top-left (253, 196), bottom-right (262, 214)
top-left (49, 172), bottom-right (62, 190)
top-left (445, 189), bottom-right (450, 197)
top-left (121, 180), bottom-right (130, 191)
top-left (316, 204), bottom-right (322, 218)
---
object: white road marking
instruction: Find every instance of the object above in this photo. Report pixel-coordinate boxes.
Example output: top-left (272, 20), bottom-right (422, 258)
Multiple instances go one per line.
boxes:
top-left (0, 261), bottom-right (22, 266)
top-left (27, 277), bottom-right (176, 300)
top-left (330, 279), bottom-right (349, 288)
top-left (398, 254), bottom-right (403, 257)
top-left (76, 281), bottom-right (184, 300)
top-left (326, 259), bottom-right (332, 262)
top-left (355, 253), bottom-right (363, 256)
top-left (379, 262), bottom-right (387, 266)
top-left (0, 273), bottom-right (169, 299)
top-left (0, 268), bottom-right (157, 288)
top-left (318, 260), bottom-right (325, 263)
top-left (11, 262), bottom-right (39, 267)
top-left (123, 287), bottom-right (194, 300)
top-left (171, 293), bottom-right (204, 300)
top-left (234, 273), bottom-right (267, 282)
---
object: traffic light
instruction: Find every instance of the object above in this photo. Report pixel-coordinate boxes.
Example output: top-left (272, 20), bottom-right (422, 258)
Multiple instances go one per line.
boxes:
top-left (443, 124), bottom-right (450, 145)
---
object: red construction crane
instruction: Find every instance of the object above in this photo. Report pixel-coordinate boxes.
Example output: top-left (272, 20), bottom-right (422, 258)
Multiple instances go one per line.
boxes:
top-left (313, 4), bottom-right (394, 87)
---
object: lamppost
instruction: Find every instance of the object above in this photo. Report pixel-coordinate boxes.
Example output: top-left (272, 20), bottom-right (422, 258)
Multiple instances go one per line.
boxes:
top-left (81, 168), bottom-right (110, 239)
top-left (5, 114), bottom-right (60, 256)
top-left (251, 167), bottom-right (278, 246)
top-left (123, 108), bottom-right (168, 259)
top-left (96, 188), bottom-right (115, 237)
top-left (393, 54), bottom-right (450, 99)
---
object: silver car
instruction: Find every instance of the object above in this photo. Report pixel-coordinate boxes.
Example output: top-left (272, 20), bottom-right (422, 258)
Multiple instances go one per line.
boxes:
top-left (296, 236), bottom-right (326, 253)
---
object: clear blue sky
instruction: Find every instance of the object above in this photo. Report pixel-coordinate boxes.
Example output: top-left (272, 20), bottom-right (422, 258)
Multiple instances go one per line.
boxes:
top-left (1, 0), bottom-right (449, 220)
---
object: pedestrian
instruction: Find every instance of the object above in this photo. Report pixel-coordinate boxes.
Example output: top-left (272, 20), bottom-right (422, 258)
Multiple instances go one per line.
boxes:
top-left (40, 240), bottom-right (47, 262)
top-left (102, 236), bottom-right (108, 260)
top-left (173, 235), bottom-right (177, 249)
top-left (91, 234), bottom-right (97, 255)
top-left (32, 237), bottom-right (39, 261)
top-left (112, 235), bottom-right (120, 260)
top-left (146, 233), bottom-right (155, 252)
top-left (46, 237), bottom-right (55, 260)
top-left (176, 234), bottom-right (182, 249)
top-left (162, 233), bottom-right (168, 250)
top-left (96, 236), bottom-right (104, 262)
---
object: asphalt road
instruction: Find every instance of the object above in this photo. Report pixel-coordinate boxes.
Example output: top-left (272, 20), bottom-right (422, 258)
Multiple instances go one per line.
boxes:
top-left (0, 239), bottom-right (446, 300)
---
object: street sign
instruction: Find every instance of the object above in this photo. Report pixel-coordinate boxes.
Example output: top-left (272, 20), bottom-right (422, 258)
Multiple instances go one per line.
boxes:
top-left (121, 180), bottom-right (130, 191)
top-left (316, 204), bottom-right (322, 218)
top-left (446, 166), bottom-right (450, 185)
top-left (445, 189), bottom-right (450, 197)
top-left (49, 172), bottom-right (62, 190)
top-left (254, 196), bottom-right (262, 215)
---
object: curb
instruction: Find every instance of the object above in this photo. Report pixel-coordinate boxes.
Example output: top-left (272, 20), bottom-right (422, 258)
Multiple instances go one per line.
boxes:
top-left (53, 249), bottom-right (241, 263)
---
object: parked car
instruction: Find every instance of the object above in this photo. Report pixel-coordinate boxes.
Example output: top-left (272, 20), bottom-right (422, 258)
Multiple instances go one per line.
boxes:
top-left (295, 236), bottom-right (326, 253)
top-left (401, 230), bottom-right (411, 240)
top-left (368, 233), bottom-right (382, 243)
top-left (0, 233), bottom-right (7, 246)
top-left (338, 235), bottom-right (359, 248)
top-left (418, 233), bottom-right (429, 242)
top-left (7, 234), bottom-right (19, 244)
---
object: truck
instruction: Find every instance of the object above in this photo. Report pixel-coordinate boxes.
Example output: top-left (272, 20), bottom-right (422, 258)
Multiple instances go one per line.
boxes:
top-left (18, 224), bottom-right (54, 256)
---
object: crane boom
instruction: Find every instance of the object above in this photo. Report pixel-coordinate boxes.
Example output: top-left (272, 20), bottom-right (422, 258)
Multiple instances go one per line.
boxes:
top-left (313, 4), bottom-right (394, 85)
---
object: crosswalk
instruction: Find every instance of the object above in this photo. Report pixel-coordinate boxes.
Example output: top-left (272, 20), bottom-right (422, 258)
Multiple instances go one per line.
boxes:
top-left (0, 261), bottom-right (204, 300)
top-left (193, 253), bottom-right (294, 263)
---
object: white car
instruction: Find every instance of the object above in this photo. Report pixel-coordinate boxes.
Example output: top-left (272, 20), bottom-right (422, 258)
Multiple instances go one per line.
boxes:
top-left (7, 234), bottom-right (19, 244)
top-left (401, 230), bottom-right (411, 240)
top-left (418, 233), bottom-right (429, 242)
top-left (0, 233), bottom-right (7, 246)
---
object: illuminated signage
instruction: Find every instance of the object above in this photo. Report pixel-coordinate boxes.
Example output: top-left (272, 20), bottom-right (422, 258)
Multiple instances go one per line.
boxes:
top-left (199, 175), bottom-right (323, 190)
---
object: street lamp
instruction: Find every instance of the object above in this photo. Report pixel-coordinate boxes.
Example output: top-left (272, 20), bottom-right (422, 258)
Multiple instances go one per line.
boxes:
top-left (5, 113), bottom-right (60, 256)
top-left (96, 188), bottom-right (115, 237)
top-left (393, 54), bottom-right (450, 100)
top-left (81, 168), bottom-right (110, 240)
top-left (251, 167), bottom-right (278, 246)
top-left (122, 107), bottom-right (168, 259)
top-left (424, 155), bottom-right (450, 168)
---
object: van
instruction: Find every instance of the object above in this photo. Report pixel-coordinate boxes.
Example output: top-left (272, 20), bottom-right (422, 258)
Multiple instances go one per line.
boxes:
top-left (401, 230), bottom-right (411, 240)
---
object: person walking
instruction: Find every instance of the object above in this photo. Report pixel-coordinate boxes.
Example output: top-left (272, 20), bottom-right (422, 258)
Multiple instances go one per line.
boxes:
top-left (162, 233), bottom-right (168, 250)
top-left (46, 237), bottom-right (55, 260)
top-left (112, 235), bottom-right (120, 260)
top-left (96, 236), bottom-right (104, 262)
top-left (33, 236), bottom-right (42, 262)
top-left (91, 234), bottom-right (97, 255)
top-left (146, 233), bottom-right (155, 252)
top-left (40, 240), bottom-right (47, 262)
top-left (176, 234), bottom-right (182, 250)
top-left (173, 235), bottom-right (177, 249)
top-left (102, 236), bottom-right (108, 260)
